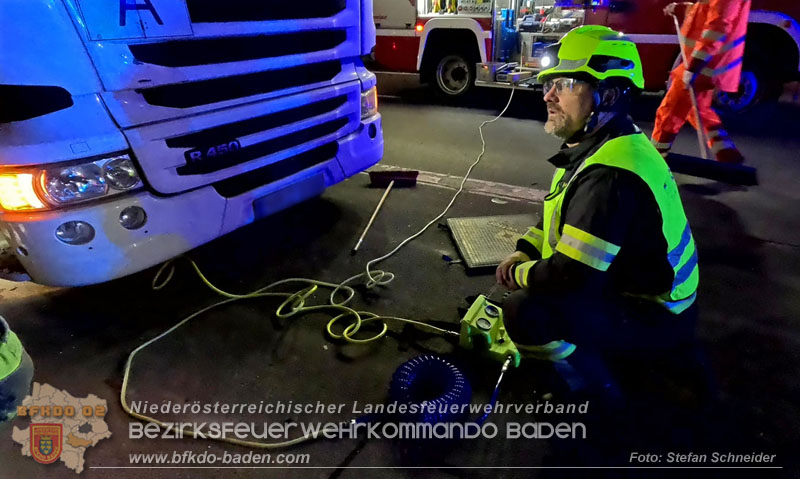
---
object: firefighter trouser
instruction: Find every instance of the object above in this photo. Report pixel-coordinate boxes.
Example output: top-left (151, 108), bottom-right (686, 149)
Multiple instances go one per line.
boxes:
top-left (651, 66), bottom-right (739, 161)
top-left (502, 287), bottom-right (697, 393)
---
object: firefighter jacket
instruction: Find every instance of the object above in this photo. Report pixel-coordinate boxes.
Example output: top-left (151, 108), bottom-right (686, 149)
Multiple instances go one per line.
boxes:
top-left (0, 318), bottom-right (22, 382)
top-left (682, 0), bottom-right (752, 92)
top-left (512, 115), bottom-right (699, 314)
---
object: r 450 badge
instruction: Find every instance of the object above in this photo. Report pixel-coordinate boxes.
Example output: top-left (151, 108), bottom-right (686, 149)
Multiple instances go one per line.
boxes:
top-left (185, 140), bottom-right (242, 164)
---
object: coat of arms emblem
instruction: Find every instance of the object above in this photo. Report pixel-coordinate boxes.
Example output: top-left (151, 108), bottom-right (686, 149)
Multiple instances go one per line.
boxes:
top-left (31, 424), bottom-right (63, 464)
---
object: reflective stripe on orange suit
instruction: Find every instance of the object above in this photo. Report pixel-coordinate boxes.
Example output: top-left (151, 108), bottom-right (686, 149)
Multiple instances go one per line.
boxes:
top-left (682, 0), bottom-right (751, 93)
top-left (652, 64), bottom-right (723, 149)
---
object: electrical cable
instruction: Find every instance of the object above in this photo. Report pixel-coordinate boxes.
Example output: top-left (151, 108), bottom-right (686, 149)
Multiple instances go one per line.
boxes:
top-left (476, 356), bottom-right (513, 425)
top-left (356, 89), bottom-right (516, 290)
top-left (122, 89), bottom-right (517, 450)
top-left (123, 258), bottom-right (461, 448)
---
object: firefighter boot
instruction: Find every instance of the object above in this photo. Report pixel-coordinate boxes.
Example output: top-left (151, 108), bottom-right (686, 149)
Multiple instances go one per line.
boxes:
top-left (708, 128), bottom-right (745, 164)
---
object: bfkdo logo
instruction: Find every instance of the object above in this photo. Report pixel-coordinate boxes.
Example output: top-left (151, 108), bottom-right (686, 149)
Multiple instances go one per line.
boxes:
top-left (31, 424), bottom-right (63, 464)
top-left (12, 383), bottom-right (112, 474)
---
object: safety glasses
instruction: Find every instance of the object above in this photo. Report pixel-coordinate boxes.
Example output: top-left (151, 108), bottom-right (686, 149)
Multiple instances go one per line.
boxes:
top-left (543, 78), bottom-right (588, 95)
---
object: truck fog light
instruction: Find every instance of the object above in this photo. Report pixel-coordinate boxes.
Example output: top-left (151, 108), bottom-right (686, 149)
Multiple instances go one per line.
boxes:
top-left (119, 206), bottom-right (146, 230)
top-left (55, 221), bottom-right (95, 245)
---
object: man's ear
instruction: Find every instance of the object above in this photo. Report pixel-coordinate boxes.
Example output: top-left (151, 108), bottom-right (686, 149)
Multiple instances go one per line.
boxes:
top-left (599, 87), bottom-right (620, 109)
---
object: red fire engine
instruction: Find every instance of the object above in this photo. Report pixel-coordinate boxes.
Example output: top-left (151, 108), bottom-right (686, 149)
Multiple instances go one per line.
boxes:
top-left (373, 0), bottom-right (800, 112)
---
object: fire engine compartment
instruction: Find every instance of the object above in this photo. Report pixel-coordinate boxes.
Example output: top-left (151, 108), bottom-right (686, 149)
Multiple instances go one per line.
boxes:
top-left (476, 1), bottom-right (590, 88)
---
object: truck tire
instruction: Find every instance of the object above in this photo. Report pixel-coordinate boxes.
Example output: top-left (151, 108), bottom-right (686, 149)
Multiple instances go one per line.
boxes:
top-left (714, 62), bottom-right (778, 114)
top-left (667, 53), bottom-right (777, 114)
top-left (432, 52), bottom-right (475, 99)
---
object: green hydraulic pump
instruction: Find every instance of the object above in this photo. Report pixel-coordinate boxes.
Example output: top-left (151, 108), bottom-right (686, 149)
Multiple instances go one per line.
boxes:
top-left (459, 295), bottom-right (576, 366)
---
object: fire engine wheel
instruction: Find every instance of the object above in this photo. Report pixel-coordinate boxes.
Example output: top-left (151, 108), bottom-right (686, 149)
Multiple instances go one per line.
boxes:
top-left (714, 68), bottom-right (773, 114)
top-left (434, 54), bottom-right (474, 98)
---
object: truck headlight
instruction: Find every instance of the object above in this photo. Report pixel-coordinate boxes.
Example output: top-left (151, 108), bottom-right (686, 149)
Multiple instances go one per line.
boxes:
top-left (42, 163), bottom-right (108, 204)
top-left (361, 86), bottom-right (378, 120)
top-left (103, 157), bottom-right (140, 190)
top-left (0, 153), bottom-right (142, 212)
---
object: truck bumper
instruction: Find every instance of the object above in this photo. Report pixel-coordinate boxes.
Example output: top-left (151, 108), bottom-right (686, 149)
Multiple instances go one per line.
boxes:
top-left (0, 114), bottom-right (383, 287)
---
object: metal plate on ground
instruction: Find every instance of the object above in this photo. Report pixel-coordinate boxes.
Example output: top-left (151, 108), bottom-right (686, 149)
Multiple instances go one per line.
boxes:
top-left (447, 214), bottom-right (539, 269)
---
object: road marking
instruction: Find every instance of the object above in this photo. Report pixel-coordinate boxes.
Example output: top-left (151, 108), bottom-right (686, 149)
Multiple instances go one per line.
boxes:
top-left (366, 164), bottom-right (549, 203)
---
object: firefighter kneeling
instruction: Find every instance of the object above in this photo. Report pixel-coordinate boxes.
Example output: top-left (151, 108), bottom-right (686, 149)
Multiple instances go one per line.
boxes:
top-left (496, 26), bottom-right (699, 397)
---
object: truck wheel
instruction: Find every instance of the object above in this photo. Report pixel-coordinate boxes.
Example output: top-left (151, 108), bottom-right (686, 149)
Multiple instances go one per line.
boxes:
top-left (668, 51), bottom-right (778, 114)
top-left (433, 53), bottom-right (475, 99)
top-left (714, 67), bottom-right (773, 114)
top-left (713, 52), bottom-right (783, 114)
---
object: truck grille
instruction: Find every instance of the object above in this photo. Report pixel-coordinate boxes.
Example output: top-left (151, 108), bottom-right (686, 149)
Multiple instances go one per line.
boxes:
top-left (186, 0), bottom-right (347, 22)
top-left (166, 96), bottom-right (347, 148)
top-left (138, 62), bottom-right (342, 109)
top-left (128, 84), bottom-right (359, 195)
top-left (93, 0), bottom-right (361, 127)
top-left (176, 118), bottom-right (348, 176)
top-left (212, 143), bottom-right (339, 198)
top-left (93, 0), bottom-right (362, 195)
top-left (129, 31), bottom-right (347, 67)
top-left (167, 93), bottom-right (350, 176)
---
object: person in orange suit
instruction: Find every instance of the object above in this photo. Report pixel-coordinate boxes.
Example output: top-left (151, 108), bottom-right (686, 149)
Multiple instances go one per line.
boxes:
top-left (651, 0), bottom-right (751, 164)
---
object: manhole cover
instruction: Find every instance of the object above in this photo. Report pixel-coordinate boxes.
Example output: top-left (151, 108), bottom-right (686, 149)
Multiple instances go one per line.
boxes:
top-left (447, 214), bottom-right (539, 269)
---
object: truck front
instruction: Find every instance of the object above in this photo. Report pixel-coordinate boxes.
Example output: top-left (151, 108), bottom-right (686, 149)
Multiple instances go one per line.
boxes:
top-left (0, 0), bottom-right (383, 286)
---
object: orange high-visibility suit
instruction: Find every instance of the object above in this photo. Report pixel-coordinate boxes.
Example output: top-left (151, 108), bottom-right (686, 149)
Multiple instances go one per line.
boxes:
top-left (651, 0), bottom-right (751, 163)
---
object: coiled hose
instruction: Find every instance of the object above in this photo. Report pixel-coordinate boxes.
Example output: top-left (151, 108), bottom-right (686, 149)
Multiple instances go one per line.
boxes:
top-left (388, 355), bottom-right (472, 425)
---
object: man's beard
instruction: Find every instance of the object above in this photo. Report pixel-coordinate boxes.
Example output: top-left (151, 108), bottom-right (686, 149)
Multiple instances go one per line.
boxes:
top-left (544, 112), bottom-right (571, 139)
top-left (544, 104), bottom-right (586, 140)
